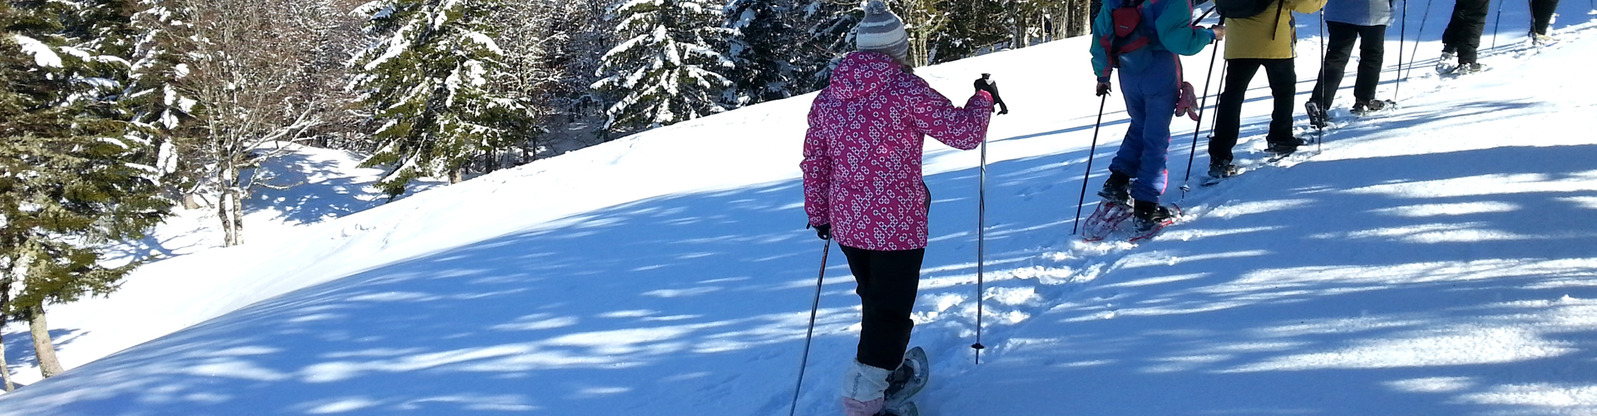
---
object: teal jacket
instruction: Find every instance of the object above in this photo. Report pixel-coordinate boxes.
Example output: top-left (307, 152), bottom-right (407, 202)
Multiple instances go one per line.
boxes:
top-left (1090, 0), bottom-right (1217, 82)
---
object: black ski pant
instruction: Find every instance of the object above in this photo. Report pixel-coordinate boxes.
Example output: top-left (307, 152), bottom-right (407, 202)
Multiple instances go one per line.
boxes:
top-left (1311, 22), bottom-right (1387, 108)
top-left (1530, 0), bottom-right (1561, 35)
top-left (840, 244), bottom-right (924, 371)
top-left (1442, 0), bottom-right (1490, 64)
top-left (1210, 58), bottom-right (1296, 164)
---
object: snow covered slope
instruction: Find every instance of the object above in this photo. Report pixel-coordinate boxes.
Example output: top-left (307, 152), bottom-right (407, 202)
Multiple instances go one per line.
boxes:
top-left (1, 3), bottom-right (1595, 415)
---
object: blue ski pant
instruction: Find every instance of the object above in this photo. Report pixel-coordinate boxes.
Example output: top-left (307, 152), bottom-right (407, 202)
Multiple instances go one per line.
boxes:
top-left (1109, 52), bottom-right (1179, 203)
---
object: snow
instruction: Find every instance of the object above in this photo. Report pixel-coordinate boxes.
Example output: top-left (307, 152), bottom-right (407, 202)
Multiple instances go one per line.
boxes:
top-left (2, 3), bottom-right (1597, 415)
top-left (13, 34), bottom-right (62, 68)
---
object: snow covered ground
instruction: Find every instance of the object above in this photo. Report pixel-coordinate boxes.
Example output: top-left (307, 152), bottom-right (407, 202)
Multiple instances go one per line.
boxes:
top-left (3, 2), bottom-right (1596, 415)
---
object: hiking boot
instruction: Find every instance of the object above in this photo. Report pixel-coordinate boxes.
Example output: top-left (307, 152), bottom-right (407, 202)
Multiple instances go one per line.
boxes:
top-left (1265, 137), bottom-right (1309, 154)
top-left (1208, 160), bottom-right (1237, 179)
top-left (1531, 33), bottom-right (1555, 46)
top-left (1352, 99), bottom-right (1386, 114)
top-left (1304, 101), bottom-right (1329, 128)
top-left (1096, 171), bottom-right (1131, 204)
top-left (1454, 62), bottom-right (1485, 74)
top-left (1132, 199), bottom-right (1175, 232)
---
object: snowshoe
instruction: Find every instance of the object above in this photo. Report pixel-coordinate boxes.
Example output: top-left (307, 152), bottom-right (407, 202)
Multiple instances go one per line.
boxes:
top-left (883, 346), bottom-right (929, 407)
top-left (1080, 200), bottom-right (1134, 242)
top-left (1351, 99), bottom-right (1394, 116)
top-left (1129, 202), bottom-right (1182, 242)
top-left (878, 400), bottom-right (919, 416)
top-left (1264, 138), bottom-right (1307, 155)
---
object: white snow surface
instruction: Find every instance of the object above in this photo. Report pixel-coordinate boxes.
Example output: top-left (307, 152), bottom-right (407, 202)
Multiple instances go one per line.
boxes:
top-left (3, 4), bottom-right (1597, 415)
top-left (13, 34), bottom-right (63, 68)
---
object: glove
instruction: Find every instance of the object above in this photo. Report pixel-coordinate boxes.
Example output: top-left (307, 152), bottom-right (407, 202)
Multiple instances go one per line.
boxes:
top-left (809, 223), bottom-right (831, 240)
top-left (1096, 82), bottom-right (1112, 97)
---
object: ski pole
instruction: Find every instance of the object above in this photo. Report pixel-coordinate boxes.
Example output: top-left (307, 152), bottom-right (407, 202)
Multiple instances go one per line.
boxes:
top-left (1316, 11), bottom-right (1326, 152)
top-left (1399, 0), bottom-right (1434, 101)
top-left (1490, 0), bottom-right (1505, 50)
top-left (788, 239), bottom-right (831, 416)
top-left (972, 127), bottom-right (989, 365)
top-left (1396, 0), bottom-right (1408, 102)
top-left (1071, 94), bottom-right (1110, 235)
top-left (1180, 26), bottom-right (1223, 198)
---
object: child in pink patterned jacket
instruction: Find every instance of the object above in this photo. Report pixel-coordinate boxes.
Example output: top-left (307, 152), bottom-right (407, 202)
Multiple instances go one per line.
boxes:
top-left (799, 2), bottom-right (992, 415)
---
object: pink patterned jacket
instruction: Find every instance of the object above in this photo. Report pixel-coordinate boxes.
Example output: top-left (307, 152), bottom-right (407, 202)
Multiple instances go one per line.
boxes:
top-left (802, 51), bottom-right (994, 251)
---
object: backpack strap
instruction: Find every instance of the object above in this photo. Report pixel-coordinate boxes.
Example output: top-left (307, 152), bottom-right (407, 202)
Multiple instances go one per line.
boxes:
top-left (1104, 0), bottom-right (1156, 68)
top-left (1270, 0), bottom-right (1286, 40)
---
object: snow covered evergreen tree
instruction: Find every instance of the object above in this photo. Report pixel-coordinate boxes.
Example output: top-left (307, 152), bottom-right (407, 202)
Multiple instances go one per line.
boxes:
top-left (594, 0), bottom-right (733, 138)
top-left (795, 0), bottom-right (862, 90)
top-left (126, 0), bottom-right (205, 209)
top-left (1, 0), bottom-right (170, 380)
top-left (724, 0), bottom-right (802, 105)
top-left (350, 0), bottom-right (524, 199)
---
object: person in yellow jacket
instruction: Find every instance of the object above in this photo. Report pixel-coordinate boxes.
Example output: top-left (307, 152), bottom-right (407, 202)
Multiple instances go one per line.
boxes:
top-left (1207, 0), bottom-right (1328, 179)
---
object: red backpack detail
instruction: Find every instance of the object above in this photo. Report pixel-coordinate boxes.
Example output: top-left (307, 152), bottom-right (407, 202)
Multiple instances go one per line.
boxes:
top-left (1103, 0), bottom-right (1153, 68)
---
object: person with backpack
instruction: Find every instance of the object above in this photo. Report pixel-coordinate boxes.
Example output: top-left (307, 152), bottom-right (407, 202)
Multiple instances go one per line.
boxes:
top-left (1307, 0), bottom-right (1395, 125)
top-left (1529, 0), bottom-right (1560, 45)
top-left (975, 73), bottom-right (1010, 114)
top-left (1090, 0), bottom-right (1223, 230)
top-left (1208, 0), bottom-right (1328, 179)
top-left (1439, 0), bottom-right (1490, 73)
top-left (799, 2), bottom-right (993, 415)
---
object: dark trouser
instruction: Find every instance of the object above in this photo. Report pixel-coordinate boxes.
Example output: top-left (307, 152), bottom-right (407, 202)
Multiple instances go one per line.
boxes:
top-left (1210, 58), bottom-right (1296, 163)
top-left (1530, 0), bottom-right (1561, 35)
top-left (1311, 22), bottom-right (1387, 108)
top-left (1442, 0), bottom-right (1490, 63)
top-left (840, 244), bottom-right (925, 370)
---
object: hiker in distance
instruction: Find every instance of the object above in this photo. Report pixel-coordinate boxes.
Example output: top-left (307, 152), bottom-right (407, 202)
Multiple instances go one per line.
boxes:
top-left (1089, 0), bottom-right (1225, 229)
top-left (1439, 0), bottom-right (1490, 72)
top-left (1209, 0), bottom-right (1328, 178)
top-left (1307, 0), bottom-right (1396, 125)
top-left (975, 73), bottom-right (1010, 114)
top-left (798, 1), bottom-right (993, 415)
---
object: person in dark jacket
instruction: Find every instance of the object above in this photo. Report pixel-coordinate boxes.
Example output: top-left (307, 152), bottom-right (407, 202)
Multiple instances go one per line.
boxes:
top-left (1308, 0), bottom-right (1394, 123)
top-left (974, 73), bottom-right (1010, 114)
top-left (1090, 0), bottom-right (1222, 229)
top-left (1529, 0), bottom-right (1560, 44)
top-left (800, 2), bottom-right (993, 415)
top-left (1440, 0), bottom-right (1490, 72)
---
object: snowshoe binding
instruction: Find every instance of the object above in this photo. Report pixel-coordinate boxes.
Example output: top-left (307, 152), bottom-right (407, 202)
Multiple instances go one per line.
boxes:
top-left (883, 346), bottom-right (929, 407)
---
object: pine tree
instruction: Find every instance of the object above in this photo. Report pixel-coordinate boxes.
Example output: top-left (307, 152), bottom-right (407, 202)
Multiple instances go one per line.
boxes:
top-left (724, 0), bottom-right (802, 105)
top-left (594, 0), bottom-right (733, 137)
top-left (796, 0), bottom-right (861, 90)
top-left (1, 0), bottom-right (171, 379)
top-left (125, 0), bottom-right (205, 208)
top-left (481, 1), bottom-right (559, 168)
top-left (350, 0), bottom-right (523, 199)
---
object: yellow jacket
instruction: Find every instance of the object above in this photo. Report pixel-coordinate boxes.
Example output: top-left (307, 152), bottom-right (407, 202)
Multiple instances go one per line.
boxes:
top-left (1223, 0), bottom-right (1328, 59)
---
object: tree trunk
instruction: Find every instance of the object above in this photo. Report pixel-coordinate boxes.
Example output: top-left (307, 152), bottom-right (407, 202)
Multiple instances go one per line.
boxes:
top-left (218, 165), bottom-right (244, 246)
top-left (0, 333), bottom-right (14, 391)
top-left (182, 192), bottom-right (203, 210)
top-left (30, 307), bottom-right (65, 378)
